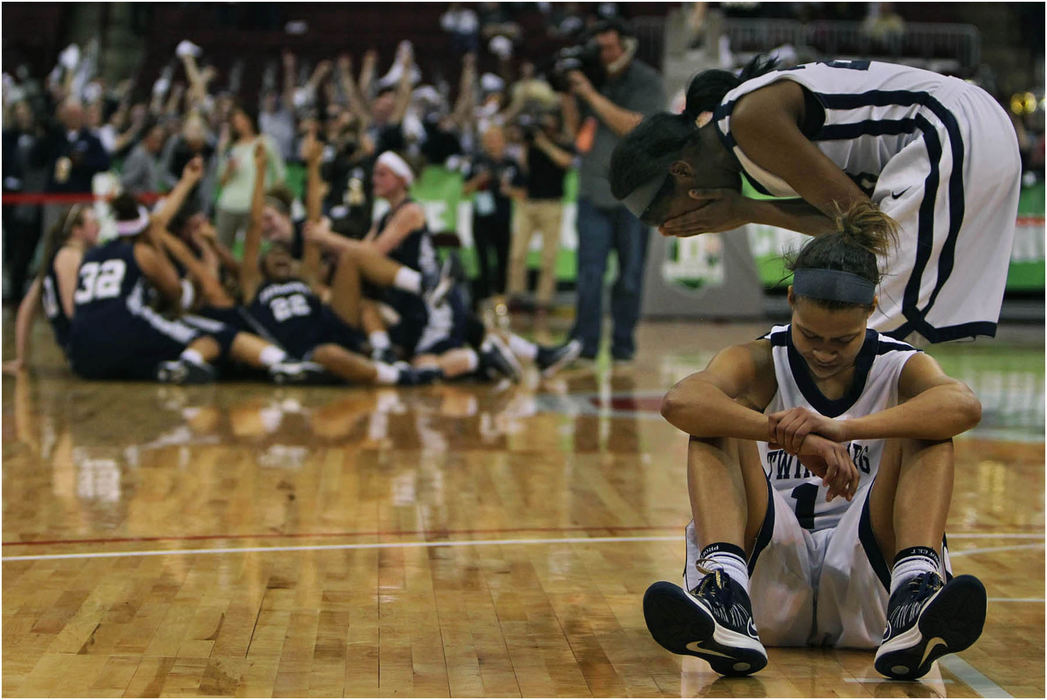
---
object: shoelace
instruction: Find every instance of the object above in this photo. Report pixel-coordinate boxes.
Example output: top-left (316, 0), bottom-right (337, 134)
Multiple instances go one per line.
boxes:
top-left (888, 573), bottom-right (943, 628)
top-left (692, 558), bottom-right (730, 606)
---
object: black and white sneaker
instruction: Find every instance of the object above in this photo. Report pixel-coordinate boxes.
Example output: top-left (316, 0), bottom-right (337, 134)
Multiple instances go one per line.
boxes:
top-left (479, 334), bottom-right (523, 383)
top-left (643, 573), bottom-right (767, 677)
top-left (371, 346), bottom-right (400, 366)
top-left (268, 360), bottom-right (328, 385)
top-left (535, 339), bottom-right (583, 378)
top-left (874, 572), bottom-right (986, 680)
top-left (396, 364), bottom-right (443, 386)
top-left (156, 358), bottom-right (216, 385)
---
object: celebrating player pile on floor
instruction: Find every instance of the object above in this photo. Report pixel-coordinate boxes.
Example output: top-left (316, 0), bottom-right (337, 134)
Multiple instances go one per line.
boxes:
top-left (5, 136), bottom-right (581, 386)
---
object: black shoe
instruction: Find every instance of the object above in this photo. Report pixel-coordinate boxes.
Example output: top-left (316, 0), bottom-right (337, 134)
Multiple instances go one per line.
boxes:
top-left (479, 334), bottom-right (522, 382)
top-left (268, 360), bottom-right (328, 385)
top-left (874, 573), bottom-right (986, 680)
top-left (156, 358), bottom-right (216, 385)
top-left (643, 574), bottom-right (767, 677)
top-left (396, 364), bottom-right (443, 386)
top-left (535, 338), bottom-right (583, 378)
top-left (371, 347), bottom-right (399, 365)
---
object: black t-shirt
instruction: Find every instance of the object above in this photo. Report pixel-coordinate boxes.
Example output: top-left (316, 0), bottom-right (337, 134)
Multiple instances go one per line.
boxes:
top-left (525, 140), bottom-right (573, 200)
top-left (466, 155), bottom-right (523, 219)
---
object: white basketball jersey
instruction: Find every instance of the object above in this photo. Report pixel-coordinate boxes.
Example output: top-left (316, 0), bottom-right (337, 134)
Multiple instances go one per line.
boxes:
top-left (714, 59), bottom-right (1021, 344)
top-left (714, 60), bottom-right (969, 198)
top-left (758, 324), bottom-right (919, 531)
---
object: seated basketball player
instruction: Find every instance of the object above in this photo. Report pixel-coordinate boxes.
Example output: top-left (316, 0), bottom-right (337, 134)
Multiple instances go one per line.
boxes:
top-left (645, 201), bottom-right (986, 680)
top-left (306, 216), bottom-right (582, 382)
top-left (241, 140), bottom-right (441, 386)
top-left (4, 203), bottom-right (101, 375)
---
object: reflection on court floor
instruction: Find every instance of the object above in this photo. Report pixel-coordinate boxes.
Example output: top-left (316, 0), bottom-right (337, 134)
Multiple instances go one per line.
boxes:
top-left (3, 318), bottom-right (1043, 697)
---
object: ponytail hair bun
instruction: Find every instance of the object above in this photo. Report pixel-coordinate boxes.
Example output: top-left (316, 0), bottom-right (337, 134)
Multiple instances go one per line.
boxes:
top-left (834, 200), bottom-right (898, 260)
top-left (786, 201), bottom-right (899, 308)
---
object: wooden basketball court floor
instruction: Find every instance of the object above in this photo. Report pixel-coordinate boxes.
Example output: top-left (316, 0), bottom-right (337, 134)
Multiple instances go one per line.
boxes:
top-left (3, 315), bottom-right (1043, 698)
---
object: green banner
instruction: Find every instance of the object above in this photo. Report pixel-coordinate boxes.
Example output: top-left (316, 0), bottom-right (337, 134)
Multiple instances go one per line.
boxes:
top-left (288, 164), bottom-right (1044, 291)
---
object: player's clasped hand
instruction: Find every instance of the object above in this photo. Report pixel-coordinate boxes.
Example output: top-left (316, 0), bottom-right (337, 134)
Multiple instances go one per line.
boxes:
top-left (768, 408), bottom-right (857, 501)
top-left (768, 406), bottom-right (848, 453)
top-left (795, 434), bottom-right (860, 502)
top-left (658, 188), bottom-right (750, 237)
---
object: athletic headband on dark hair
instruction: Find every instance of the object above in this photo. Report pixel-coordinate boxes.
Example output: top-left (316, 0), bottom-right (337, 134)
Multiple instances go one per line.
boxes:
top-left (115, 206), bottom-right (151, 237)
top-left (792, 268), bottom-right (875, 305)
top-left (621, 173), bottom-right (667, 221)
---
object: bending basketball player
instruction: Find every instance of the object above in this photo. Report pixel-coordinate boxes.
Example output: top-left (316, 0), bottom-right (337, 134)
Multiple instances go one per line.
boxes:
top-left (646, 202), bottom-right (987, 680)
top-left (610, 57), bottom-right (1021, 344)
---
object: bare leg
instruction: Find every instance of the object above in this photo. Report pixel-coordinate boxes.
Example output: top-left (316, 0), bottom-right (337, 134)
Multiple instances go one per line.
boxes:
top-left (361, 300), bottom-right (386, 336)
top-left (311, 343), bottom-right (379, 384)
top-left (414, 348), bottom-right (476, 379)
top-left (869, 437), bottom-right (954, 560)
top-left (353, 243), bottom-right (403, 287)
top-left (328, 249), bottom-right (364, 328)
top-left (227, 332), bottom-right (277, 369)
top-left (688, 436), bottom-right (768, 555)
top-left (187, 336), bottom-right (221, 363)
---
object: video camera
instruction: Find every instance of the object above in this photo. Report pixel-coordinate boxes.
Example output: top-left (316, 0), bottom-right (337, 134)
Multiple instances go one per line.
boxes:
top-left (545, 18), bottom-right (632, 93)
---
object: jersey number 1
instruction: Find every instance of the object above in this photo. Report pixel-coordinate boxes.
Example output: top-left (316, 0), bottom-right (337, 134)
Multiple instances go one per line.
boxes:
top-left (790, 483), bottom-right (819, 529)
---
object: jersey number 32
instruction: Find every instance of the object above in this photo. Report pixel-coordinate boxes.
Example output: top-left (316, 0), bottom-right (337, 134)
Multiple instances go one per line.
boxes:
top-left (74, 260), bottom-right (127, 304)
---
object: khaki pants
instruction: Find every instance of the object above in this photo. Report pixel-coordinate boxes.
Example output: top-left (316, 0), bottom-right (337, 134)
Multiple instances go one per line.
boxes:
top-left (507, 198), bottom-right (563, 306)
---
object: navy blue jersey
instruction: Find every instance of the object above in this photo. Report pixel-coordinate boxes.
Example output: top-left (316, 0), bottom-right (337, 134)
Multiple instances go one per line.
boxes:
top-left (376, 199), bottom-right (438, 276)
top-left (40, 256), bottom-right (72, 353)
top-left (247, 279), bottom-right (364, 359)
top-left (67, 238), bottom-right (219, 380)
top-left (374, 199), bottom-right (435, 354)
top-left (71, 238), bottom-right (147, 324)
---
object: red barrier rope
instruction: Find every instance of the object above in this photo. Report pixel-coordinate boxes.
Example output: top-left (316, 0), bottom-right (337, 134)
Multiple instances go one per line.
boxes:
top-left (2, 192), bottom-right (163, 205)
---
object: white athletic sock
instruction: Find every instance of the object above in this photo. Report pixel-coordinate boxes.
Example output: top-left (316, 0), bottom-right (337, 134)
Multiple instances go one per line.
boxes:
top-left (462, 348), bottom-right (479, 372)
top-left (393, 267), bottom-right (422, 294)
top-left (374, 362), bottom-right (400, 385)
top-left (369, 330), bottom-right (391, 350)
top-left (258, 345), bottom-right (287, 368)
top-left (699, 543), bottom-right (751, 597)
top-left (890, 546), bottom-right (941, 594)
top-left (180, 349), bottom-right (208, 367)
top-left (507, 333), bottom-right (538, 361)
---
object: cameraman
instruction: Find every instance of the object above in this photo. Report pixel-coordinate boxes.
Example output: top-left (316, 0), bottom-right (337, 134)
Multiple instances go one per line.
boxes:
top-left (561, 18), bottom-right (665, 364)
top-left (506, 110), bottom-right (574, 333)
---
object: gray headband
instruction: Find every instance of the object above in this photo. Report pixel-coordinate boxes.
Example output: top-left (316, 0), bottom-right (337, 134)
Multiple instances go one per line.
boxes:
top-left (792, 268), bottom-right (875, 305)
top-left (621, 174), bottom-right (667, 221)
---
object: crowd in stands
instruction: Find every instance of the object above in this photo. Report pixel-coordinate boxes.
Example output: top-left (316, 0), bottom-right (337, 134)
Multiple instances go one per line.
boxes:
top-left (2, 1), bottom-right (1043, 386)
top-left (2, 3), bottom-right (631, 319)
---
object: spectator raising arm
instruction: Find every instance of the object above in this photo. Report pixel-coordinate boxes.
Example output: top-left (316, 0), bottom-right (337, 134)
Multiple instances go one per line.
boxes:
top-left (300, 131), bottom-right (325, 291)
top-left (240, 141), bottom-right (269, 301)
top-left (338, 53), bottom-right (373, 128)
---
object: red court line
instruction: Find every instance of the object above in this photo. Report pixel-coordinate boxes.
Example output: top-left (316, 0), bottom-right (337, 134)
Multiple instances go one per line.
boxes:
top-left (2, 524), bottom-right (686, 548)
